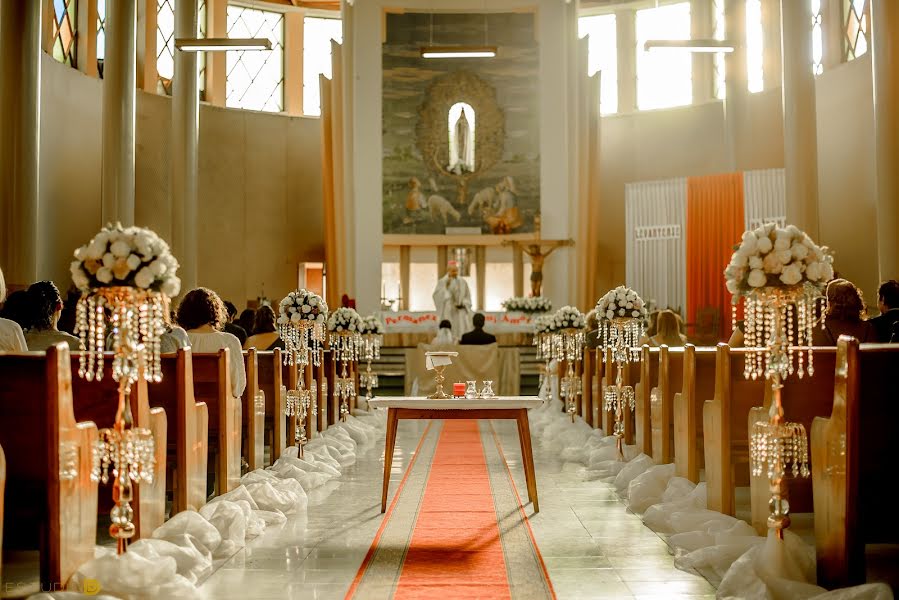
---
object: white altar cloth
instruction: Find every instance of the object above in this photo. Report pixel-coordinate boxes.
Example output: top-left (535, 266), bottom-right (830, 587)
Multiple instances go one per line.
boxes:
top-left (368, 396), bottom-right (543, 410)
top-left (381, 311), bottom-right (539, 334)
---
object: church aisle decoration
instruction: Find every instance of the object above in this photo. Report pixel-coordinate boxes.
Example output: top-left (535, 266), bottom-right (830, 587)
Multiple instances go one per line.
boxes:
top-left (533, 314), bottom-right (554, 397)
top-left (359, 315), bottom-right (384, 405)
top-left (328, 308), bottom-right (364, 421)
top-left (596, 286), bottom-right (647, 458)
top-left (278, 289), bottom-right (328, 367)
top-left (501, 296), bottom-right (552, 315)
top-left (725, 223), bottom-right (832, 540)
top-left (547, 306), bottom-right (586, 421)
top-left (70, 223), bottom-right (181, 554)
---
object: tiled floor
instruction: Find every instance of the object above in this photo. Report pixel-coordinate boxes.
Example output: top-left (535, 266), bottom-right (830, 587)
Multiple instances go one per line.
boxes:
top-left (197, 419), bottom-right (717, 600)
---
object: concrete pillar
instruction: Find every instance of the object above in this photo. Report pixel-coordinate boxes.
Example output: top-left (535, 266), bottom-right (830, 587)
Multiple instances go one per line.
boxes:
top-left (0, 1), bottom-right (41, 285)
top-left (871, 0), bottom-right (899, 279)
top-left (172, 0), bottom-right (200, 290)
top-left (723, 0), bottom-right (747, 170)
top-left (513, 247), bottom-right (524, 297)
top-left (691, 0), bottom-right (713, 104)
top-left (780, 0), bottom-right (820, 238)
top-left (475, 246), bottom-right (486, 311)
top-left (616, 9), bottom-right (636, 114)
top-left (101, 0), bottom-right (137, 226)
top-left (399, 245), bottom-right (410, 311)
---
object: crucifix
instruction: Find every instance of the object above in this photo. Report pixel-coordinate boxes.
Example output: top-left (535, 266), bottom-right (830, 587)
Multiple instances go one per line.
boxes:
top-left (503, 215), bottom-right (573, 298)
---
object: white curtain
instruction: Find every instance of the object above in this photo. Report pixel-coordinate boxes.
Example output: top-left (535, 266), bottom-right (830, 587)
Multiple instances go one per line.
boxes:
top-left (625, 178), bottom-right (687, 314)
top-left (743, 168), bottom-right (786, 230)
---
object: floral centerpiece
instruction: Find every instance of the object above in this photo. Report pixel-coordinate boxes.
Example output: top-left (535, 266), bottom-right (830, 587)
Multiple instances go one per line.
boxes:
top-left (545, 306), bottom-right (586, 419)
top-left (502, 296), bottom-right (553, 314)
top-left (596, 285), bottom-right (648, 322)
top-left (359, 314), bottom-right (385, 336)
top-left (359, 315), bottom-right (384, 400)
top-left (548, 306), bottom-right (586, 332)
top-left (328, 307), bottom-right (364, 420)
top-left (278, 289), bottom-right (328, 366)
top-left (327, 307), bottom-right (364, 334)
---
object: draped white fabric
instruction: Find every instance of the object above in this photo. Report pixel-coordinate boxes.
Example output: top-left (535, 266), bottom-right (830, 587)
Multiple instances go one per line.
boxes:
top-left (625, 177), bottom-right (687, 313)
top-left (743, 168), bottom-right (786, 230)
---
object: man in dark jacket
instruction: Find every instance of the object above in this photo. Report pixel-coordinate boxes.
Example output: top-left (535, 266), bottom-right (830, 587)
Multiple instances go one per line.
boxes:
top-left (460, 312), bottom-right (497, 345)
top-left (869, 280), bottom-right (899, 343)
top-left (223, 300), bottom-right (248, 346)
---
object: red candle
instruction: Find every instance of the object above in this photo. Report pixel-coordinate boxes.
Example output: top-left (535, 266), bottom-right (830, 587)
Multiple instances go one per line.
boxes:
top-left (452, 383), bottom-right (466, 397)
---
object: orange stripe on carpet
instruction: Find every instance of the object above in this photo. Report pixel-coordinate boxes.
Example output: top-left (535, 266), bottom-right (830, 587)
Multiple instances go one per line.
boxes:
top-left (394, 420), bottom-right (511, 599)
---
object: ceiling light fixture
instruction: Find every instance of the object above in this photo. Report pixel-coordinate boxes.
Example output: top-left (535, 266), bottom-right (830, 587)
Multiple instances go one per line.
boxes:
top-left (644, 39), bottom-right (735, 53)
top-left (420, 46), bottom-right (497, 59)
top-left (175, 37), bottom-right (272, 52)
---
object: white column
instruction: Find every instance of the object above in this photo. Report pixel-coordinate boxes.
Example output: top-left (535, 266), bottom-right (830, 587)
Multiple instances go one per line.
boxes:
top-left (616, 9), bottom-right (636, 113)
top-left (780, 0), bottom-right (820, 238)
top-left (872, 0), bottom-right (899, 279)
top-left (172, 0), bottom-right (200, 290)
top-left (101, 0), bottom-right (137, 226)
top-left (723, 0), bottom-right (746, 170)
top-left (0, 1), bottom-right (41, 284)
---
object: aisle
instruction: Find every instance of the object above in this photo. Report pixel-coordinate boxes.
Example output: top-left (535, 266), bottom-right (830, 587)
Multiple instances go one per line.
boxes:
top-left (198, 419), bottom-right (715, 600)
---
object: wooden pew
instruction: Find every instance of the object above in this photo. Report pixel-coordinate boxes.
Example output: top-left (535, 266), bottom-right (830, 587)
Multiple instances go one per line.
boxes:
top-left (582, 348), bottom-right (595, 427)
top-left (147, 349), bottom-right (208, 513)
top-left (634, 345), bottom-right (658, 458)
top-left (71, 356), bottom-right (167, 538)
top-left (241, 349), bottom-right (264, 470)
top-left (747, 347), bottom-right (836, 532)
top-left (0, 442), bottom-right (5, 586)
top-left (283, 358), bottom-right (299, 448)
top-left (304, 361), bottom-right (316, 437)
top-left (0, 345), bottom-right (98, 587)
top-left (316, 360), bottom-right (327, 433)
top-left (257, 349), bottom-right (287, 461)
top-left (673, 345), bottom-right (717, 482)
top-left (192, 350), bottom-right (241, 494)
top-left (592, 348), bottom-right (602, 428)
top-left (812, 338), bottom-right (899, 588)
top-left (601, 348), bottom-right (614, 434)
top-left (650, 345), bottom-right (683, 465)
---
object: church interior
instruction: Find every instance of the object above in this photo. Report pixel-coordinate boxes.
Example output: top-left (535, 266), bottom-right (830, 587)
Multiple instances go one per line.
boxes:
top-left (0, 0), bottom-right (897, 598)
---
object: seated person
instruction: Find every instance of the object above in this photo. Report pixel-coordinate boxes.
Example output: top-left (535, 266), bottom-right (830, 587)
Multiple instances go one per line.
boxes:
top-left (237, 308), bottom-right (256, 338)
top-left (23, 281), bottom-right (81, 351)
top-left (869, 279), bottom-right (899, 343)
top-left (223, 300), bottom-right (248, 346)
top-left (0, 266), bottom-right (26, 351)
top-left (640, 309), bottom-right (687, 347)
top-left (813, 278), bottom-right (874, 345)
top-left (431, 319), bottom-right (455, 345)
top-left (177, 287), bottom-right (246, 398)
top-left (460, 312), bottom-right (497, 345)
top-left (106, 295), bottom-right (189, 353)
top-left (584, 309), bottom-right (600, 349)
top-left (244, 305), bottom-right (285, 351)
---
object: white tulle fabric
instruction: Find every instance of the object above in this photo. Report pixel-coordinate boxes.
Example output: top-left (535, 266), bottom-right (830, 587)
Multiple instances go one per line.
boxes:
top-left (50, 409), bottom-right (387, 599)
top-left (526, 363), bottom-right (893, 600)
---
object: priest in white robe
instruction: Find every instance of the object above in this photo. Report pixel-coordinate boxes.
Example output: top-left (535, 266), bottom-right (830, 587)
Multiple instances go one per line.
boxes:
top-left (432, 261), bottom-right (472, 340)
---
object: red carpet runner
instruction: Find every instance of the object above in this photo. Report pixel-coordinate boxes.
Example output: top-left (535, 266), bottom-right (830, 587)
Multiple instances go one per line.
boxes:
top-left (348, 420), bottom-right (554, 599)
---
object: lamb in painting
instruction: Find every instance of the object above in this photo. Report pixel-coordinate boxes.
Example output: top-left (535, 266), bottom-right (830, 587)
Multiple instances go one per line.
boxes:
top-left (468, 183), bottom-right (499, 216)
top-left (406, 177), bottom-right (460, 224)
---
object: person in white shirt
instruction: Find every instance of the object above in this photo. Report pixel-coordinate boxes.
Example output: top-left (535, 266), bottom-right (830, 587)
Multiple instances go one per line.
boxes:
top-left (22, 281), bottom-right (80, 351)
top-left (0, 266), bottom-right (27, 352)
top-left (176, 287), bottom-right (246, 398)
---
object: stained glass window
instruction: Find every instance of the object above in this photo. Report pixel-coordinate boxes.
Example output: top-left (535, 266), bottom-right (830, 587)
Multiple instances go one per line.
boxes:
top-left (226, 5), bottom-right (284, 112)
top-left (97, 0), bottom-right (106, 77)
top-left (812, 0), bottom-right (824, 75)
top-left (636, 2), bottom-right (692, 111)
top-left (156, 0), bottom-right (207, 96)
top-left (51, 0), bottom-right (78, 67)
top-left (578, 14), bottom-right (618, 114)
top-left (843, 0), bottom-right (869, 61)
top-left (303, 16), bottom-right (343, 116)
top-left (746, 0), bottom-right (764, 93)
top-left (713, 0), bottom-right (726, 99)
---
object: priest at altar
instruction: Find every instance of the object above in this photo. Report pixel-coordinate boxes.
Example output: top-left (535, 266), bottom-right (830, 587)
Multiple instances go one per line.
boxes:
top-left (431, 261), bottom-right (472, 340)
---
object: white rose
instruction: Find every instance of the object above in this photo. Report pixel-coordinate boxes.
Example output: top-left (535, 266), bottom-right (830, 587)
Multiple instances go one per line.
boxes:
top-left (779, 263), bottom-right (803, 286)
top-left (86, 238), bottom-right (106, 260)
top-left (101, 252), bottom-right (115, 268)
top-left (749, 256), bottom-right (764, 270)
top-left (110, 240), bottom-right (131, 258)
top-left (74, 246), bottom-right (87, 261)
top-left (72, 270), bottom-right (90, 290)
top-left (806, 261), bottom-right (823, 281)
top-left (134, 267), bottom-right (154, 289)
top-left (291, 312), bottom-right (301, 323)
top-left (301, 305), bottom-right (311, 313)
top-left (757, 236), bottom-right (773, 254)
top-left (748, 269), bottom-right (767, 288)
top-left (161, 278), bottom-right (181, 297)
top-left (126, 254), bottom-right (142, 270)
top-left (618, 308), bottom-right (626, 316)
top-left (776, 249), bottom-right (793, 264)
top-left (791, 243), bottom-right (809, 260)
top-left (626, 302), bottom-right (633, 309)
top-left (726, 278), bottom-right (739, 294)
top-left (96, 267), bottom-right (113, 284)
top-left (822, 263), bottom-right (834, 281)
top-left (740, 231), bottom-right (759, 254)
top-left (731, 252), bottom-right (749, 267)
top-left (606, 310), bottom-right (614, 319)
top-left (763, 252), bottom-right (784, 274)
top-left (278, 316), bottom-right (288, 325)
top-left (632, 310), bottom-right (640, 318)
top-left (149, 260), bottom-right (167, 276)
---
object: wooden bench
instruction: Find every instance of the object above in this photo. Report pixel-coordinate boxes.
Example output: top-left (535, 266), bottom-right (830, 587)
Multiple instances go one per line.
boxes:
top-left (257, 349), bottom-right (287, 461)
top-left (241, 348), bottom-right (264, 470)
top-left (673, 345), bottom-right (717, 482)
top-left (0, 442), bottom-right (4, 586)
top-left (634, 345), bottom-right (659, 458)
top-left (71, 356), bottom-right (167, 538)
top-left (147, 349), bottom-right (208, 513)
top-left (316, 359), bottom-right (327, 433)
top-left (650, 346), bottom-right (683, 465)
top-left (191, 350), bottom-right (241, 494)
top-left (581, 348), bottom-right (596, 427)
top-left (0, 345), bottom-right (98, 587)
top-left (812, 338), bottom-right (899, 588)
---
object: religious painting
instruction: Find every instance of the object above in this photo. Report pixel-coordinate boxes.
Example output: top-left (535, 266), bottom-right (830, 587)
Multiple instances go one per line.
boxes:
top-left (382, 12), bottom-right (540, 235)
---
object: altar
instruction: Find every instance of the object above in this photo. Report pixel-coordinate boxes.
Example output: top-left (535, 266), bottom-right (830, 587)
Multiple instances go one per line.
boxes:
top-left (381, 310), bottom-right (539, 346)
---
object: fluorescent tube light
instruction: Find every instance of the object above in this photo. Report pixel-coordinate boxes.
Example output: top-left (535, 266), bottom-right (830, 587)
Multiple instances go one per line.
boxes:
top-left (420, 46), bottom-right (497, 59)
top-left (644, 39), bottom-right (735, 53)
top-left (175, 38), bottom-right (272, 52)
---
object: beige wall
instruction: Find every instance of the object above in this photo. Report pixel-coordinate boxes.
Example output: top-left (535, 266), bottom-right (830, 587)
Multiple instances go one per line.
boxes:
top-left (29, 54), bottom-right (324, 307)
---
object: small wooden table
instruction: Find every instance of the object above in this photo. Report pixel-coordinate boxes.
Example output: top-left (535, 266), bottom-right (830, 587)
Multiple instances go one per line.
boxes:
top-left (368, 396), bottom-right (544, 513)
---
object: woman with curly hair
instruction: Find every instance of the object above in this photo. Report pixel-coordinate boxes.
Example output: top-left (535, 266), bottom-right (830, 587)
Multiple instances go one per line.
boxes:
top-left (22, 281), bottom-right (81, 351)
top-left (177, 287), bottom-right (246, 398)
top-left (813, 278), bottom-right (874, 345)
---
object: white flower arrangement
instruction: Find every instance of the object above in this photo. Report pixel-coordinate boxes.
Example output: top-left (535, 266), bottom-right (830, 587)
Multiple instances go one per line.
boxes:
top-left (70, 223), bottom-right (181, 297)
top-left (548, 306), bottom-right (586, 332)
top-left (533, 314), bottom-right (554, 335)
top-left (502, 296), bottom-right (553, 314)
top-left (596, 286), bottom-right (648, 321)
top-left (278, 289), bottom-right (328, 326)
top-left (360, 314), bottom-right (385, 335)
top-left (327, 307), bottom-right (364, 334)
top-left (725, 223), bottom-right (834, 296)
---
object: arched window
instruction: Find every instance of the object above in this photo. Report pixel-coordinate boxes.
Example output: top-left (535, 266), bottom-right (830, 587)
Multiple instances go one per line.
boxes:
top-left (447, 102), bottom-right (475, 173)
top-left (51, 0), bottom-right (78, 67)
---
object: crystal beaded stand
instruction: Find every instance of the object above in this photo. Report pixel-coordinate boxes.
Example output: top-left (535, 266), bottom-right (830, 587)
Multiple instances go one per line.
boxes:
top-left (600, 317), bottom-right (644, 458)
